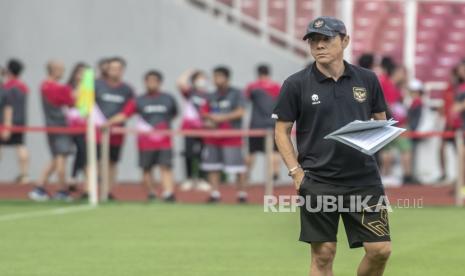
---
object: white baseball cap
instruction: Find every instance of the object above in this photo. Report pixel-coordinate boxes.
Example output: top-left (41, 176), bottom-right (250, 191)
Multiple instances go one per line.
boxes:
top-left (408, 79), bottom-right (423, 91)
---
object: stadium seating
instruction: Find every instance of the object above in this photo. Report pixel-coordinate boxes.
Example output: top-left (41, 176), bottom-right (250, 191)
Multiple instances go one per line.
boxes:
top-left (416, 2), bottom-right (465, 82)
top-left (207, 0), bottom-right (465, 83)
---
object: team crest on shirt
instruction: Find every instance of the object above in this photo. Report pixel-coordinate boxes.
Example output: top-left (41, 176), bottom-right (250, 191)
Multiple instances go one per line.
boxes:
top-left (353, 87), bottom-right (367, 103)
top-left (313, 19), bottom-right (325, 28)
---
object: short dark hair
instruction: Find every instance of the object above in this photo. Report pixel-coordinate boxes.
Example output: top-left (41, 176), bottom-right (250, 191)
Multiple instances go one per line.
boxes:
top-left (190, 70), bottom-right (205, 85)
top-left (98, 58), bottom-right (109, 67)
top-left (7, 59), bottom-right (24, 76)
top-left (381, 56), bottom-right (396, 77)
top-left (257, 64), bottom-right (270, 76)
top-left (108, 56), bottom-right (126, 67)
top-left (145, 70), bottom-right (163, 82)
top-left (213, 66), bottom-right (230, 79)
top-left (358, 53), bottom-right (374, 69)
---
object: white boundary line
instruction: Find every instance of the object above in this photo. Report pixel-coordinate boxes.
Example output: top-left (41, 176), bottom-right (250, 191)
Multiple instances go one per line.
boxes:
top-left (0, 205), bottom-right (96, 222)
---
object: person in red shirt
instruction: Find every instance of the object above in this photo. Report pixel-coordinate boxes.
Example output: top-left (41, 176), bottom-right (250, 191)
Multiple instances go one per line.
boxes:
top-left (201, 66), bottom-right (247, 203)
top-left (378, 58), bottom-right (415, 184)
top-left (29, 60), bottom-right (75, 201)
top-left (0, 59), bottom-right (30, 184)
top-left (93, 57), bottom-right (134, 200)
top-left (177, 69), bottom-right (211, 191)
top-left (439, 63), bottom-right (465, 181)
top-left (104, 70), bottom-right (177, 202)
top-left (244, 64), bottom-right (282, 182)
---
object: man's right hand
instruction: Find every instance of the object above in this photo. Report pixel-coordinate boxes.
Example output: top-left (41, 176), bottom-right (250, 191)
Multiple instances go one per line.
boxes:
top-left (292, 169), bottom-right (305, 191)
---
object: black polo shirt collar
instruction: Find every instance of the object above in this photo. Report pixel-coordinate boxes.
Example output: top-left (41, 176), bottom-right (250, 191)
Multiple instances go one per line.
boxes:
top-left (311, 60), bottom-right (353, 83)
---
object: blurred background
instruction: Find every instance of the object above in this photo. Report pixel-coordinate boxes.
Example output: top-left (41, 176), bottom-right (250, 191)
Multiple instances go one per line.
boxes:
top-left (1, 1), bottom-right (465, 275)
top-left (1, 0), bottom-right (465, 197)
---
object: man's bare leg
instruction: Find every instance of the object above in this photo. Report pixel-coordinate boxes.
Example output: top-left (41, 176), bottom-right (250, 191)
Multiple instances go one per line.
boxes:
top-left (272, 152), bottom-right (281, 179)
top-left (142, 168), bottom-right (155, 196)
top-left (29, 158), bottom-right (56, 200)
top-left (160, 165), bottom-right (174, 199)
top-left (38, 159), bottom-right (57, 187)
top-left (380, 150), bottom-right (394, 176)
top-left (357, 242), bottom-right (391, 276)
top-left (208, 171), bottom-right (221, 200)
top-left (108, 162), bottom-right (117, 198)
top-left (55, 155), bottom-right (67, 191)
top-left (236, 172), bottom-right (247, 202)
top-left (401, 151), bottom-right (413, 180)
top-left (17, 145), bottom-right (29, 183)
top-left (310, 242), bottom-right (337, 276)
top-left (245, 153), bottom-right (256, 181)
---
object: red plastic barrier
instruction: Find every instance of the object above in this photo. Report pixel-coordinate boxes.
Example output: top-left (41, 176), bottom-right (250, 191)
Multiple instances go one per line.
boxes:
top-left (0, 125), bottom-right (460, 139)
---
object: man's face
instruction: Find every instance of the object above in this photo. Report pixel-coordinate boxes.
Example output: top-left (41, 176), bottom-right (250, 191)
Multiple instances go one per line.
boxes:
top-left (457, 63), bottom-right (465, 80)
top-left (308, 33), bottom-right (348, 65)
top-left (145, 75), bottom-right (161, 92)
top-left (107, 61), bottom-right (124, 81)
top-left (213, 72), bottom-right (228, 89)
top-left (52, 63), bottom-right (65, 80)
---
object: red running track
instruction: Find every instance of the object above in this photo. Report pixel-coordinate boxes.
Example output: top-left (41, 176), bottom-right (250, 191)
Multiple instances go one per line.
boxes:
top-left (0, 182), bottom-right (460, 206)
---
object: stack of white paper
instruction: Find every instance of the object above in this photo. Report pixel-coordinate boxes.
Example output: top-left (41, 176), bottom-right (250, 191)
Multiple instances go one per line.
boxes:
top-left (324, 119), bottom-right (406, 155)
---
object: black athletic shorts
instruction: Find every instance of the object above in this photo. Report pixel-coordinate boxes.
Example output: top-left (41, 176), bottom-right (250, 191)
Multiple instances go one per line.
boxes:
top-left (1, 133), bottom-right (24, 145)
top-left (97, 145), bottom-right (122, 163)
top-left (298, 176), bottom-right (391, 248)
top-left (139, 149), bottom-right (172, 170)
top-left (248, 137), bottom-right (278, 153)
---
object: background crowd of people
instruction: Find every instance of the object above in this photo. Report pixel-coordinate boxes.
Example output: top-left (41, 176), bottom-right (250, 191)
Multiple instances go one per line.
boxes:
top-left (357, 53), bottom-right (465, 186)
top-left (1, 54), bottom-right (465, 201)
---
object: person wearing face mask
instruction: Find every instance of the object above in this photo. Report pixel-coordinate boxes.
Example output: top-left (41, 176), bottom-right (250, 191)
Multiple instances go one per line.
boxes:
top-left (177, 69), bottom-right (211, 192)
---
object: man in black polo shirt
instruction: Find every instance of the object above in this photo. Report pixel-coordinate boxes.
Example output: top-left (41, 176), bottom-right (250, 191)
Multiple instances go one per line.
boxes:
top-left (273, 17), bottom-right (391, 276)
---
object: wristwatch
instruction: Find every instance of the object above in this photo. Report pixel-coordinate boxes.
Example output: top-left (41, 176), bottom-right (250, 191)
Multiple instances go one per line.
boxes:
top-left (288, 165), bottom-right (302, 176)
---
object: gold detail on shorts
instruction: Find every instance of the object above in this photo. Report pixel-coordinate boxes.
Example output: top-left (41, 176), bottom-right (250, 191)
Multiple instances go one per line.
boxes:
top-left (353, 87), bottom-right (367, 103)
top-left (361, 204), bottom-right (390, 237)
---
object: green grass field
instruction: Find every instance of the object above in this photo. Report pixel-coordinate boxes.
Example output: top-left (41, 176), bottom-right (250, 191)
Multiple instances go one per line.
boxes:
top-left (0, 201), bottom-right (464, 276)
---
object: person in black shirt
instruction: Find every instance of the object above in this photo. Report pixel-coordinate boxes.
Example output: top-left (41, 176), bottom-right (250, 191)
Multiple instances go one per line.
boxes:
top-left (273, 16), bottom-right (391, 276)
top-left (1, 59), bottom-right (30, 184)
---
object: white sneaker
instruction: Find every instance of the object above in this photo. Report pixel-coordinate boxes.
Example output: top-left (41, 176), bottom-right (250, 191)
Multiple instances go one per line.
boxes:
top-left (196, 180), bottom-right (211, 192)
top-left (28, 188), bottom-right (50, 202)
top-left (180, 180), bottom-right (194, 191)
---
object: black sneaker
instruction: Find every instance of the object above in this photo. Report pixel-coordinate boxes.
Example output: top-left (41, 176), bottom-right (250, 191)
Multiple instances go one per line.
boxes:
top-left (53, 190), bottom-right (73, 201)
top-left (147, 193), bottom-right (157, 201)
top-left (163, 194), bottom-right (176, 203)
top-left (237, 196), bottom-right (248, 204)
top-left (403, 175), bottom-right (420, 185)
top-left (108, 193), bottom-right (116, 201)
top-left (67, 185), bottom-right (78, 193)
top-left (206, 196), bottom-right (221, 203)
